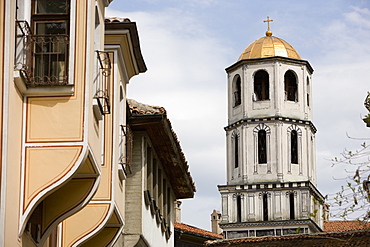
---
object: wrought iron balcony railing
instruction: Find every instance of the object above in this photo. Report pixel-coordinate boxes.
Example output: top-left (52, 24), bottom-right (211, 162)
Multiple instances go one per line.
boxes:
top-left (94, 51), bottom-right (111, 115)
top-left (15, 20), bottom-right (69, 87)
top-left (365, 92), bottom-right (370, 112)
top-left (118, 125), bottom-right (133, 176)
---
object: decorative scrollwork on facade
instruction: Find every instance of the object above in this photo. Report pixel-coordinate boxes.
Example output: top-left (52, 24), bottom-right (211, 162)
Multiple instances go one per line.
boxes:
top-left (232, 193), bottom-right (244, 199)
top-left (287, 124), bottom-right (302, 136)
top-left (231, 129), bottom-right (240, 139)
top-left (253, 123), bottom-right (271, 134)
top-left (285, 191), bottom-right (297, 197)
top-left (258, 192), bottom-right (271, 198)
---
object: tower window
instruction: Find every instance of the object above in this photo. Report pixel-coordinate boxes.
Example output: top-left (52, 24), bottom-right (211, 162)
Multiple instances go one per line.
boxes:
top-left (258, 130), bottom-right (267, 164)
top-left (291, 130), bottom-right (298, 164)
top-left (236, 195), bottom-right (242, 222)
top-left (234, 135), bottom-right (239, 168)
top-left (306, 76), bottom-right (310, 107)
top-left (233, 76), bottom-right (241, 107)
top-left (263, 194), bottom-right (268, 221)
top-left (254, 70), bottom-right (269, 101)
top-left (284, 70), bottom-right (297, 101)
top-left (289, 193), bottom-right (295, 220)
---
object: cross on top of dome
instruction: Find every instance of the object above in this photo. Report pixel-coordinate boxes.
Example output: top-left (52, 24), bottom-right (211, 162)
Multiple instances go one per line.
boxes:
top-left (263, 16), bottom-right (273, 36)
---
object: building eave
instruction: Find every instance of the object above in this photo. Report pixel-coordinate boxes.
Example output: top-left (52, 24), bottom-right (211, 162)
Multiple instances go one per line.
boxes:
top-left (105, 20), bottom-right (147, 74)
top-left (128, 111), bottom-right (196, 199)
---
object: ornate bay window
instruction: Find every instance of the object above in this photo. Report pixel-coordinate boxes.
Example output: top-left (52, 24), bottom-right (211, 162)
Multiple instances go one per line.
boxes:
top-left (14, 0), bottom-right (75, 97)
top-left (15, 0), bottom-right (70, 87)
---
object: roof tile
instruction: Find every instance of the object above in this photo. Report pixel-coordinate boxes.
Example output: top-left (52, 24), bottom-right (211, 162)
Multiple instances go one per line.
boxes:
top-left (175, 222), bottom-right (223, 240)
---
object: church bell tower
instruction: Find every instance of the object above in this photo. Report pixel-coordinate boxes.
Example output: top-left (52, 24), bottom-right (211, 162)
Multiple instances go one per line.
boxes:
top-left (218, 17), bottom-right (325, 239)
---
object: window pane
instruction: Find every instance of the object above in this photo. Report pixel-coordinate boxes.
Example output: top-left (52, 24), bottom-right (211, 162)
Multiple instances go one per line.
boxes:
top-left (258, 130), bottom-right (267, 164)
top-left (291, 130), bottom-right (298, 164)
top-left (36, 22), bottom-right (67, 35)
top-left (36, 0), bottom-right (68, 14)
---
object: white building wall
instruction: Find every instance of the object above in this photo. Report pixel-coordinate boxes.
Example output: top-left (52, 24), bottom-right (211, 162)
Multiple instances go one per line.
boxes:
top-left (122, 134), bottom-right (175, 247)
top-left (227, 61), bottom-right (313, 125)
top-left (227, 121), bottom-right (316, 185)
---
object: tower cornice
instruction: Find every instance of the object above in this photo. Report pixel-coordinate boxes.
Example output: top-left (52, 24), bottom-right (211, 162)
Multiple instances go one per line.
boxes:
top-left (226, 56), bottom-right (314, 74)
top-left (224, 117), bottom-right (317, 134)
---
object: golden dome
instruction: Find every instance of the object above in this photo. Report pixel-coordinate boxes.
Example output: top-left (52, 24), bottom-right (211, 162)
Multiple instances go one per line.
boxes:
top-left (238, 33), bottom-right (301, 61)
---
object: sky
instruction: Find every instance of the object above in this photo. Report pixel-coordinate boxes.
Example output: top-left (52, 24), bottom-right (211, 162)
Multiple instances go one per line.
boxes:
top-left (106, 0), bottom-right (370, 231)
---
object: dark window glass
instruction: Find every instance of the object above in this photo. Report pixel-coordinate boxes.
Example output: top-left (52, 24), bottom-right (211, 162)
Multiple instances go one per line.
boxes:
top-left (307, 93), bottom-right (310, 107)
top-left (254, 70), bottom-right (269, 101)
top-left (236, 195), bottom-right (242, 222)
top-left (284, 71), bottom-right (297, 101)
top-left (36, 0), bottom-right (68, 14)
top-left (289, 193), bottom-right (295, 220)
top-left (234, 135), bottom-right (239, 168)
top-left (291, 130), bottom-right (298, 164)
top-left (307, 76), bottom-right (310, 107)
top-left (35, 22), bottom-right (67, 35)
top-left (31, 0), bottom-right (70, 85)
top-left (263, 194), bottom-right (268, 221)
top-left (258, 130), bottom-right (267, 164)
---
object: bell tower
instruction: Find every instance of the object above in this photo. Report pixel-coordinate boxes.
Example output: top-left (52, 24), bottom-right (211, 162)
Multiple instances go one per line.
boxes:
top-left (218, 18), bottom-right (325, 239)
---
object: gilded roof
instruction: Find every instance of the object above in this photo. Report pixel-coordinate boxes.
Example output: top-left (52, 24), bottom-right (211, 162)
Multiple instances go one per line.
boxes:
top-left (238, 33), bottom-right (301, 61)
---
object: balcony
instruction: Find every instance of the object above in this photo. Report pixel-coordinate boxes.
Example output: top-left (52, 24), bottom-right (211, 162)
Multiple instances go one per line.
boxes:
top-left (93, 51), bottom-right (112, 116)
top-left (118, 125), bottom-right (133, 180)
top-left (14, 20), bottom-right (73, 95)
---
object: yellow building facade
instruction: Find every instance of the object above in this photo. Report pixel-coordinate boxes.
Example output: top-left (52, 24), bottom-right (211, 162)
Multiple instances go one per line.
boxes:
top-left (1, 1), bottom-right (195, 246)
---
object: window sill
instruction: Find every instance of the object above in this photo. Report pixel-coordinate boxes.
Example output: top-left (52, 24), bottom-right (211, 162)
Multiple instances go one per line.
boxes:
top-left (254, 99), bottom-right (270, 102)
top-left (14, 70), bottom-right (74, 96)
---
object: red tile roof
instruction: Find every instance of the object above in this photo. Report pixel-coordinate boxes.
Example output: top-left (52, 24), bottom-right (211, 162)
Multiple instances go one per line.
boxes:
top-left (174, 222), bottom-right (223, 240)
top-left (205, 230), bottom-right (370, 246)
top-left (324, 220), bottom-right (370, 232)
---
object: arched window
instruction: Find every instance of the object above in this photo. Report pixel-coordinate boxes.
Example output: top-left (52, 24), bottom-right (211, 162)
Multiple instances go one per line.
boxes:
top-left (284, 70), bottom-right (297, 101)
top-left (289, 192), bottom-right (295, 220)
top-left (233, 75), bottom-right (241, 107)
top-left (291, 130), bottom-right (298, 164)
top-left (254, 70), bottom-right (269, 101)
top-left (234, 134), bottom-right (239, 168)
top-left (236, 195), bottom-right (242, 222)
top-left (258, 130), bottom-right (267, 164)
top-left (263, 194), bottom-right (268, 221)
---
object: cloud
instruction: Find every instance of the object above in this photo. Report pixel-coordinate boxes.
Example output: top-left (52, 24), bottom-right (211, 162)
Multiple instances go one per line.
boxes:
top-left (345, 7), bottom-right (370, 28)
top-left (107, 7), bottom-right (229, 230)
top-left (107, 1), bottom-right (370, 230)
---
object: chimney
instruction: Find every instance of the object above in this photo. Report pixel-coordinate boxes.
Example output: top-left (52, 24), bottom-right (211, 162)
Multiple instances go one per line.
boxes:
top-left (211, 209), bottom-right (222, 234)
top-left (175, 200), bottom-right (182, 222)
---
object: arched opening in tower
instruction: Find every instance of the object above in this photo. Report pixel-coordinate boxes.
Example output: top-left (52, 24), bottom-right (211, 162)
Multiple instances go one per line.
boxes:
top-left (254, 70), bottom-right (269, 101)
top-left (284, 70), bottom-right (297, 102)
